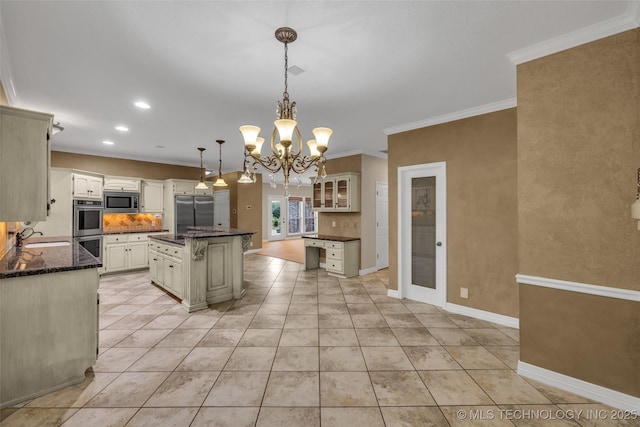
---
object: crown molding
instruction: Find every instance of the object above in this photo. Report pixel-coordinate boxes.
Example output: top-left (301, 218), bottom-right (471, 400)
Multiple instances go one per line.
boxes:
top-left (508, 1), bottom-right (640, 65)
top-left (383, 98), bottom-right (517, 136)
top-left (325, 148), bottom-right (388, 160)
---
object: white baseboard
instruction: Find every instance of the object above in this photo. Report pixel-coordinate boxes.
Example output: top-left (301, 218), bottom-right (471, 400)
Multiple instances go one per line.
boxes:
top-left (319, 262), bottom-right (326, 269)
top-left (518, 361), bottom-right (640, 412)
top-left (387, 289), bottom-right (402, 299)
top-left (359, 266), bottom-right (378, 276)
top-left (516, 274), bottom-right (640, 302)
top-left (444, 303), bottom-right (519, 329)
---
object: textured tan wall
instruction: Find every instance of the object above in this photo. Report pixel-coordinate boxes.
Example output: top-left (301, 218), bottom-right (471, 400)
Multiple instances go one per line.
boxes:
top-left (517, 29), bottom-right (640, 397)
top-left (388, 108), bottom-right (519, 317)
top-left (517, 29), bottom-right (640, 289)
top-left (520, 285), bottom-right (639, 396)
top-left (52, 151), bottom-right (204, 180)
top-left (234, 172), bottom-right (263, 249)
top-left (360, 155), bottom-right (388, 270)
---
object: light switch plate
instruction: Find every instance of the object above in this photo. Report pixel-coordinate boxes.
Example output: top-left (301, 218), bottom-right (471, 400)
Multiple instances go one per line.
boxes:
top-left (460, 287), bottom-right (469, 299)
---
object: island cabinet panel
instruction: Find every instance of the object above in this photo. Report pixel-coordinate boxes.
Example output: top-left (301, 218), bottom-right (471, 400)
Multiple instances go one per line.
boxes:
top-left (207, 242), bottom-right (229, 294)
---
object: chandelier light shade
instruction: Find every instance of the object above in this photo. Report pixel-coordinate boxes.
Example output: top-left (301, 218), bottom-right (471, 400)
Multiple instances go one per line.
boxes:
top-left (239, 27), bottom-right (332, 195)
top-left (195, 147), bottom-right (208, 190)
top-left (213, 139), bottom-right (228, 187)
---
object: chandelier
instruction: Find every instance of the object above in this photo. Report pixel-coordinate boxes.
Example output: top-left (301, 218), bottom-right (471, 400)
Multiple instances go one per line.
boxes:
top-left (239, 27), bottom-right (332, 195)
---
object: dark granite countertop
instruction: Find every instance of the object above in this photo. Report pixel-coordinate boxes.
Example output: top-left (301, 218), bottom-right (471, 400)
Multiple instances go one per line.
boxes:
top-left (150, 227), bottom-right (256, 246)
top-left (0, 236), bottom-right (102, 279)
top-left (303, 235), bottom-right (361, 242)
top-left (103, 229), bottom-right (169, 235)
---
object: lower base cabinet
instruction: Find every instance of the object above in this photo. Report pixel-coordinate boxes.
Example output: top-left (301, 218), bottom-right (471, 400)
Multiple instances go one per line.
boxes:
top-left (149, 241), bottom-right (184, 298)
top-left (103, 232), bottom-right (163, 274)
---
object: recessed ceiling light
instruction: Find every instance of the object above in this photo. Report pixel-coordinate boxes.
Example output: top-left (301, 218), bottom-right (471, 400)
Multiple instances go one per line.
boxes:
top-left (134, 101), bottom-right (151, 109)
top-left (102, 140), bottom-right (115, 145)
top-left (115, 125), bottom-right (129, 132)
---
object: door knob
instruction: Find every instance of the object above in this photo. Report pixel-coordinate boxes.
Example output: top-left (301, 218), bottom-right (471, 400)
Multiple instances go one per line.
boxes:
top-left (436, 242), bottom-right (442, 246)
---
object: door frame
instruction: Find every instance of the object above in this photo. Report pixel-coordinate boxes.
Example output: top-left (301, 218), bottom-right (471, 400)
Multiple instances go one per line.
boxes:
top-left (397, 161), bottom-right (447, 307)
top-left (267, 195), bottom-right (285, 241)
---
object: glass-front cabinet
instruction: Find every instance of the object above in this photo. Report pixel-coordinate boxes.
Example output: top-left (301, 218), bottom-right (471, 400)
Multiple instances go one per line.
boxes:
top-left (310, 172), bottom-right (360, 212)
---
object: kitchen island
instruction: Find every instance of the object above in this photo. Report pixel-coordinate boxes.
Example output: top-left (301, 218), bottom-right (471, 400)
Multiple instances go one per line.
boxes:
top-left (148, 227), bottom-right (255, 312)
top-left (0, 236), bottom-right (101, 408)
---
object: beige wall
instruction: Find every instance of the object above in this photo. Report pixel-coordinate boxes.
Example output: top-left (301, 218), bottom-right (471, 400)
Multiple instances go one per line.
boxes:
top-left (517, 29), bottom-right (640, 396)
top-left (232, 172), bottom-right (263, 250)
top-left (388, 108), bottom-right (519, 317)
top-left (360, 155), bottom-right (388, 271)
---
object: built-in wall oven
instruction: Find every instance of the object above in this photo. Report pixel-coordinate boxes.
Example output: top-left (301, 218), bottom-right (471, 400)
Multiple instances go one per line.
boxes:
top-left (73, 199), bottom-right (103, 262)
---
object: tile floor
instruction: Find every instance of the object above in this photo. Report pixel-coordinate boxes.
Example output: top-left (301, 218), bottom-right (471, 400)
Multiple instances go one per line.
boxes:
top-left (0, 255), bottom-right (627, 426)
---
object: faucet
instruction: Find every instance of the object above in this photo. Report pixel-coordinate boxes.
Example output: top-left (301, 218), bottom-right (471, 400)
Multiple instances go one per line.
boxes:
top-left (16, 227), bottom-right (43, 248)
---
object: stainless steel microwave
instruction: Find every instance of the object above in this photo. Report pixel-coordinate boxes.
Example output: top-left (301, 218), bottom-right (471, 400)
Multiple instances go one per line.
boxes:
top-left (103, 192), bottom-right (139, 213)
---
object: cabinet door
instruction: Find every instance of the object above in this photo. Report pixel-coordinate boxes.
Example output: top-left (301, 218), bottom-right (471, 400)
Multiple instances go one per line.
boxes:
top-left (335, 177), bottom-right (349, 210)
top-left (149, 250), bottom-right (163, 284)
top-left (104, 178), bottom-right (140, 192)
top-left (173, 181), bottom-right (194, 195)
top-left (105, 243), bottom-right (127, 272)
top-left (88, 177), bottom-right (103, 199)
top-left (312, 182), bottom-right (323, 209)
top-left (72, 174), bottom-right (90, 198)
top-left (163, 257), bottom-right (183, 297)
top-left (128, 242), bottom-right (149, 269)
top-left (141, 181), bottom-right (164, 212)
top-left (324, 180), bottom-right (334, 210)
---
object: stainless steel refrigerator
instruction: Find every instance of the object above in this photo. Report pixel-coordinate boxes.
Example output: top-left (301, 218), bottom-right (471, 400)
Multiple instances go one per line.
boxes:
top-left (175, 195), bottom-right (214, 234)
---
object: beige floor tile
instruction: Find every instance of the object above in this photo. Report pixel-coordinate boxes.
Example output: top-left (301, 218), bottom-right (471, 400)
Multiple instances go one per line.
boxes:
top-left (238, 328), bottom-right (282, 346)
top-left (439, 405), bottom-right (514, 426)
top-left (114, 329), bottom-right (172, 348)
top-left (279, 328), bottom-right (319, 346)
top-left (428, 328), bottom-right (479, 345)
top-left (392, 327), bottom-right (440, 346)
top-left (177, 314), bottom-right (220, 329)
top-left (499, 404), bottom-right (582, 426)
top-left (212, 314), bottom-right (254, 329)
top-left (321, 407), bottom-right (385, 427)
top-left (99, 315), bottom-right (126, 329)
top-left (382, 313), bottom-right (425, 328)
top-left (469, 370), bottom-right (552, 405)
top-left (176, 347), bottom-right (234, 371)
top-left (485, 346), bottom-right (520, 369)
top-left (155, 328), bottom-right (208, 347)
top-left (0, 408), bottom-right (78, 427)
top-left (355, 328), bottom-right (401, 346)
top-left (85, 372), bottom-right (170, 407)
top-left (102, 304), bottom-right (145, 316)
top-left (272, 346), bottom-right (319, 371)
top-left (142, 314), bottom-right (188, 329)
top-left (557, 403), bottom-right (639, 427)
top-left (284, 314), bottom-right (319, 328)
top-left (203, 371), bottom-right (269, 406)
top-left (104, 315), bottom-right (157, 330)
top-left (351, 313), bottom-right (389, 328)
top-left (419, 370), bottom-right (494, 405)
top-left (381, 406), bottom-right (450, 426)
top-left (415, 314), bottom-right (459, 328)
top-left (132, 304), bottom-right (171, 316)
top-left (320, 346), bottom-right (367, 371)
top-left (191, 407), bottom-right (259, 427)
top-left (144, 371), bottom-right (218, 407)
top-left (376, 303), bottom-right (411, 314)
top-left (370, 371), bottom-right (436, 406)
top-left (198, 328), bottom-right (245, 346)
top-left (318, 294), bottom-right (346, 304)
top-left (498, 327), bottom-right (520, 343)
top-left (249, 314), bottom-right (287, 328)
top-left (320, 372), bottom-right (378, 406)
top-left (256, 303), bottom-right (289, 315)
top-left (256, 407), bottom-right (320, 427)
top-left (225, 303), bottom-right (261, 315)
top-left (99, 329), bottom-right (135, 348)
top-left (263, 372), bottom-right (320, 406)
top-left (92, 347), bottom-right (149, 372)
top-left (291, 294), bottom-right (318, 304)
top-left (319, 328), bottom-right (359, 346)
top-left (125, 407), bottom-right (198, 426)
top-left (404, 303), bottom-right (442, 314)
top-left (403, 346), bottom-right (463, 370)
top-left (448, 314), bottom-right (496, 329)
top-left (525, 380), bottom-right (593, 404)
top-left (224, 346), bottom-right (277, 371)
top-left (26, 372), bottom-right (119, 408)
top-left (319, 313), bottom-right (354, 328)
top-left (445, 346), bottom-right (510, 369)
top-left (127, 347), bottom-right (191, 372)
top-left (58, 408), bottom-right (136, 427)
top-left (464, 328), bottom-right (519, 346)
top-left (347, 303), bottom-right (381, 314)
top-left (361, 346), bottom-right (414, 370)
top-left (318, 303), bottom-right (350, 314)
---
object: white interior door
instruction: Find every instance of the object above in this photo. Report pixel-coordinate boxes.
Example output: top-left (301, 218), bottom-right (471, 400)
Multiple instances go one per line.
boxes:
top-left (376, 182), bottom-right (389, 270)
top-left (268, 195), bottom-right (285, 241)
top-left (398, 162), bottom-right (447, 307)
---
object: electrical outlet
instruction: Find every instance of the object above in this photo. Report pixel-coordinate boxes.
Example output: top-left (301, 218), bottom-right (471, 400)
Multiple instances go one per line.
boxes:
top-left (460, 287), bottom-right (469, 299)
top-left (332, 221), bottom-right (336, 227)
top-left (250, 241), bottom-right (254, 247)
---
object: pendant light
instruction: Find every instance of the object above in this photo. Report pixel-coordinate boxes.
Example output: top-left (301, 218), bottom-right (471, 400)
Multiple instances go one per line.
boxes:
top-left (195, 147), bottom-right (208, 190)
top-left (213, 139), bottom-right (228, 187)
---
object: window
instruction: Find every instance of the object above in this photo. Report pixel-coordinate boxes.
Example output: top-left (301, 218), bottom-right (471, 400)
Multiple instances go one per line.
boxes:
top-left (286, 196), bottom-right (317, 236)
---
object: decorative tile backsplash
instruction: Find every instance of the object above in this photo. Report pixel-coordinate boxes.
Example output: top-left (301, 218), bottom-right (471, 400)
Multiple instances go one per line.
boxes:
top-left (103, 213), bottom-right (163, 232)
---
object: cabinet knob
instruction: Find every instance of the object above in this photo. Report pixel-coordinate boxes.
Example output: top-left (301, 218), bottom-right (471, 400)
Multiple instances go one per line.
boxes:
top-left (436, 242), bottom-right (442, 246)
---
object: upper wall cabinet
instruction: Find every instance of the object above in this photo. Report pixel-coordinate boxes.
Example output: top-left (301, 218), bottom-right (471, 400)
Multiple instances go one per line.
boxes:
top-left (141, 180), bottom-right (164, 213)
top-left (72, 173), bottom-right (103, 200)
top-left (0, 105), bottom-right (53, 222)
top-left (167, 179), bottom-right (213, 196)
top-left (311, 172), bottom-right (360, 212)
top-left (103, 177), bottom-right (141, 192)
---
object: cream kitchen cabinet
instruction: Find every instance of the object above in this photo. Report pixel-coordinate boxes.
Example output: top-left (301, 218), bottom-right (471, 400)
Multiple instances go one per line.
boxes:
top-left (72, 173), bottom-right (103, 200)
top-left (303, 237), bottom-right (360, 278)
top-left (103, 233), bottom-right (151, 273)
top-left (311, 172), bottom-right (360, 212)
top-left (0, 105), bottom-right (53, 222)
top-left (141, 180), bottom-right (164, 213)
top-left (149, 240), bottom-right (184, 298)
top-left (167, 179), bottom-right (212, 196)
top-left (103, 176), bottom-right (141, 192)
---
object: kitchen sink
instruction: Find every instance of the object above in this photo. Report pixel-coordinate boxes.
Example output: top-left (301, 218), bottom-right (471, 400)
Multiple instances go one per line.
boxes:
top-left (24, 241), bottom-right (71, 248)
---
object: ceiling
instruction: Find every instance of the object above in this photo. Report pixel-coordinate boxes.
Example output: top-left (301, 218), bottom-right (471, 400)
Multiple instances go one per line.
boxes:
top-left (0, 1), bottom-right (636, 177)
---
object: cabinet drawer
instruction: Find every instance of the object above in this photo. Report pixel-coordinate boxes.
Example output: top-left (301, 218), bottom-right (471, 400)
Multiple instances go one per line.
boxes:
top-left (104, 235), bottom-right (126, 244)
top-left (129, 234), bottom-right (149, 242)
top-left (326, 259), bottom-right (343, 273)
top-left (304, 239), bottom-right (325, 248)
top-left (161, 246), bottom-right (183, 259)
top-left (325, 241), bottom-right (344, 250)
top-left (326, 248), bottom-right (342, 260)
